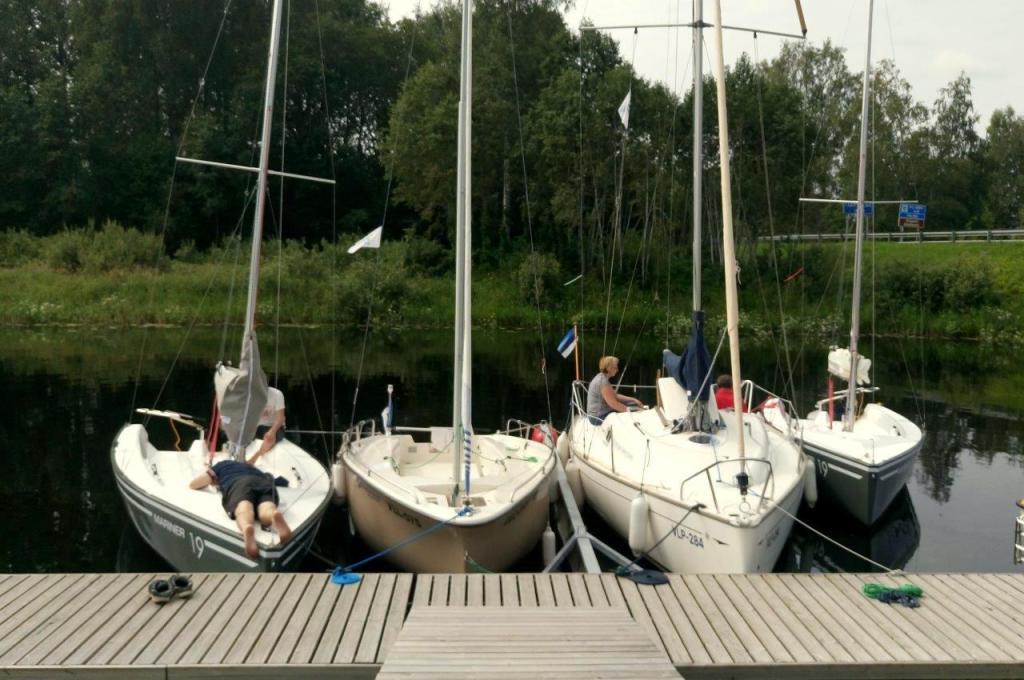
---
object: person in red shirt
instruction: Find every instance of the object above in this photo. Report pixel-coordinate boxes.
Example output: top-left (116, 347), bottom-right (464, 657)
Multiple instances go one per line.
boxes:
top-left (714, 374), bottom-right (746, 411)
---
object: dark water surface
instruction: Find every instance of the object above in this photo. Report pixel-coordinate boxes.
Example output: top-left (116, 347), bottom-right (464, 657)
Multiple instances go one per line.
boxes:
top-left (2, 326), bottom-right (1021, 574)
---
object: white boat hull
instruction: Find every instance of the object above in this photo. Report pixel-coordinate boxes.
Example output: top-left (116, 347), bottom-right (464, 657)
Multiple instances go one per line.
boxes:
top-left (341, 431), bottom-right (555, 573)
top-left (112, 423), bottom-right (331, 572)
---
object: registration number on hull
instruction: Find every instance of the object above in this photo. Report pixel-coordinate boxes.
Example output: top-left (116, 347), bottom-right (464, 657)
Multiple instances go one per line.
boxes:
top-left (672, 526), bottom-right (705, 549)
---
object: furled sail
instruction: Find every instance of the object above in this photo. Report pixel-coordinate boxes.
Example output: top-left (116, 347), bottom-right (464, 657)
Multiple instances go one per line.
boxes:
top-left (828, 346), bottom-right (872, 385)
top-left (214, 330), bottom-right (268, 455)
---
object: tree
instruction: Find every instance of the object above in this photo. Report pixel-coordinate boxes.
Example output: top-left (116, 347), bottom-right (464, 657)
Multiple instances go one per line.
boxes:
top-left (983, 107), bottom-right (1024, 228)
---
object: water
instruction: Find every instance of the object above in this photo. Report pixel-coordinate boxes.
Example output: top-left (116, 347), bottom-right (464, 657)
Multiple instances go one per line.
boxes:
top-left (2, 326), bottom-right (1022, 574)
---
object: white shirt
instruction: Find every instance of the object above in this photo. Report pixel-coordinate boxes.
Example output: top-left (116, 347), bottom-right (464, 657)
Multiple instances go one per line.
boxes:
top-left (258, 387), bottom-right (285, 427)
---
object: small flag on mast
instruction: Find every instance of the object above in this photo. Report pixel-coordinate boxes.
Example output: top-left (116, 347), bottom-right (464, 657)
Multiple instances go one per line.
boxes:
top-left (617, 89), bottom-right (632, 129)
top-left (347, 225), bottom-right (383, 254)
top-left (557, 327), bottom-right (577, 359)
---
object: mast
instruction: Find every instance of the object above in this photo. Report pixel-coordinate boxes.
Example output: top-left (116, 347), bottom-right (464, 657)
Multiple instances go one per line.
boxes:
top-left (691, 0), bottom-right (703, 312)
top-left (242, 0), bottom-right (285, 349)
top-left (452, 0), bottom-right (472, 498)
top-left (461, 0), bottom-right (474, 499)
top-left (845, 0), bottom-right (874, 431)
top-left (711, 0), bottom-right (746, 470)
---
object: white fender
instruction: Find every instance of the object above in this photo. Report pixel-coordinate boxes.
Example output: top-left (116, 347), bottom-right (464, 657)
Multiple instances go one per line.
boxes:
top-left (803, 455), bottom-right (818, 508)
top-left (556, 433), bottom-right (570, 466)
top-left (331, 462), bottom-right (347, 505)
top-left (628, 494), bottom-right (650, 555)
top-left (565, 459), bottom-right (585, 508)
top-left (541, 525), bottom-right (556, 566)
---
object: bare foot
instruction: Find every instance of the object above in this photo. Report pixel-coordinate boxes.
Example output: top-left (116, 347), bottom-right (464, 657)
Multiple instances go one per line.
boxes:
top-left (272, 510), bottom-right (292, 544)
top-left (243, 525), bottom-right (258, 558)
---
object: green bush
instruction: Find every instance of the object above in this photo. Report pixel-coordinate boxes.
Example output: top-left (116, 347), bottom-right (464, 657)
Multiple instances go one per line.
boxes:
top-left (403, 230), bottom-right (452, 276)
top-left (0, 229), bottom-right (42, 266)
top-left (515, 251), bottom-right (562, 305)
top-left (943, 260), bottom-right (996, 311)
top-left (81, 221), bottom-right (165, 272)
top-left (336, 243), bottom-right (412, 323)
top-left (44, 228), bottom-right (92, 272)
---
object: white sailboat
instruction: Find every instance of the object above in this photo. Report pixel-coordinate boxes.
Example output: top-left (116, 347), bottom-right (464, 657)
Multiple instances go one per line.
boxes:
top-left (567, 0), bottom-right (808, 574)
top-left (764, 0), bottom-right (922, 526)
top-left (337, 0), bottom-right (556, 574)
top-left (112, 0), bottom-right (332, 572)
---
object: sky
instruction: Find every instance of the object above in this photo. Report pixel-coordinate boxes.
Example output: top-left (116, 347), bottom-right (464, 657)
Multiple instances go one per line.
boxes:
top-left (378, 0), bottom-right (1023, 133)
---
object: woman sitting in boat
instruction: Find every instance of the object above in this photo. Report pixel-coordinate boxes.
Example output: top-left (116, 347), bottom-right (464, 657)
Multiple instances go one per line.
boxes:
top-left (586, 355), bottom-right (644, 424)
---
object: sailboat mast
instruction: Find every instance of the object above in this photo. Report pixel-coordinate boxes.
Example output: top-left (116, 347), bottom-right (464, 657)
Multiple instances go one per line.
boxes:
top-left (461, 0), bottom-right (474, 497)
top-left (691, 0), bottom-right (703, 312)
top-left (452, 0), bottom-right (472, 497)
top-left (710, 0), bottom-right (745, 464)
top-left (845, 0), bottom-right (874, 432)
top-left (242, 0), bottom-right (285, 347)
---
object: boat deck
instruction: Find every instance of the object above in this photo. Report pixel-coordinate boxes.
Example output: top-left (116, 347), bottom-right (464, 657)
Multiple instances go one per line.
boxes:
top-left (2, 571), bottom-right (1024, 678)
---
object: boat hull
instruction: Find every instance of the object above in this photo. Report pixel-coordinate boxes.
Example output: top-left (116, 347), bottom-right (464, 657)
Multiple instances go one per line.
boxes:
top-left (111, 424), bottom-right (330, 572)
top-left (344, 464), bottom-right (552, 573)
top-left (803, 438), bottom-right (920, 525)
top-left (575, 453), bottom-right (801, 573)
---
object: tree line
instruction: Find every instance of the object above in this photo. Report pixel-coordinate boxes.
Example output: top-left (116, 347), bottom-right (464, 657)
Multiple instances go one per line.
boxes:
top-left (2, 0), bottom-right (1022, 283)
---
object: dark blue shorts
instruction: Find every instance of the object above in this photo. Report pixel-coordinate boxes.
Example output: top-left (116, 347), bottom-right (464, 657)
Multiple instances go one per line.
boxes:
top-left (222, 475), bottom-right (278, 518)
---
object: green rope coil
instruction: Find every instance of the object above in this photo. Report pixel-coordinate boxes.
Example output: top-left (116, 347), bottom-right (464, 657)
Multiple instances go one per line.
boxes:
top-left (862, 582), bottom-right (923, 599)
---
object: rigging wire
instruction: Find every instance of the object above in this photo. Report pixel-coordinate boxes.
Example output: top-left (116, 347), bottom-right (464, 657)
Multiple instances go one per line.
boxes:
top-left (505, 0), bottom-right (553, 425)
top-left (751, 33), bottom-right (798, 404)
top-left (346, 4), bottom-right (421, 428)
top-left (130, 0), bottom-right (235, 419)
top-left (312, 0), bottom-right (342, 447)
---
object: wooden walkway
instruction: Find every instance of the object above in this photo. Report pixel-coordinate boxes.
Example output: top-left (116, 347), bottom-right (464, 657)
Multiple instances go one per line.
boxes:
top-left (3, 571), bottom-right (1024, 678)
top-left (377, 606), bottom-right (678, 678)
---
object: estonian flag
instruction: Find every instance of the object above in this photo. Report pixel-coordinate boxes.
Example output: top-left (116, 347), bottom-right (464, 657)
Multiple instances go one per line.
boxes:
top-left (557, 327), bottom-right (577, 359)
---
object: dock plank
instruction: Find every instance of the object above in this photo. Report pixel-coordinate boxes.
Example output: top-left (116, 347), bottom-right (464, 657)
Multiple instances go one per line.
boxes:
top-left (666, 575), bottom-right (731, 664)
top-left (517, 574), bottom-right (538, 607)
top-left (582, 574), bottom-right (609, 607)
top-left (429, 574), bottom-right (449, 606)
top-left (448, 574), bottom-right (466, 606)
top-left (758, 573), bottom-right (857, 663)
top-left (268, 574), bottom-right (328, 664)
top-left (725, 574), bottom-right (814, 664)
top-left (0, 573), bottom-right (106, 663)
top-left (411, 574), bottom-right (431, 607)
top-left (483, 574), bottom-right (501, 605)
top-left (711, 574), bottom-right (793, 664)
top-left (913, 574), bottom-right (1024, 656)
top-left (500, 574), bottom-right (519, 607)
top-left (466, 574), bottom-right (484, 606)
top-left (310, 578), bottom-right (361, 664)
top-left (356, 573), bottom-right (397, 664)
top-left (697, 575), bottom-right (776, 664)
top-left (376, 573), bottom-right (414, 664)
top-left (155, 573), bottom-right (246, 665)
top-left (186, 574), bottom-right (269, 665)
top-left (534, 573), bottom-right (555, 606)
top-left (617, 578), bottom-right (669, 658)
top-left (5, 573), bottom-right (138, 666)
top-left (550, 572), bottom-right (573, 606)
top-left (335, 573), bottom-right (381, 663)
top-left (120, 574), bottom-right (229, 666)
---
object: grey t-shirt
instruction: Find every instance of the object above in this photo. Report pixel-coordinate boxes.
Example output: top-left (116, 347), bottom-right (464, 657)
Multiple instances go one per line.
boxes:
top-left (587, 373), bottom-right (613, 419)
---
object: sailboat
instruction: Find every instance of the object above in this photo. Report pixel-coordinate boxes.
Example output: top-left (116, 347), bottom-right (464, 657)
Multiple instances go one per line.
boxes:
top-left (112, 0), bottom-right (332, 572)
top-left (337, 0), bottom-right (556, 573)
top-left (566, 0), bottom-right (808, 574)
top-left (763, 0), bottom-right (922, 526)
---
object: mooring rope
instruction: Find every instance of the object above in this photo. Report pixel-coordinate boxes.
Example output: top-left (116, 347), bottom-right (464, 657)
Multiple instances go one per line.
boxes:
top-left (333, 506), bottom-right (472, 575)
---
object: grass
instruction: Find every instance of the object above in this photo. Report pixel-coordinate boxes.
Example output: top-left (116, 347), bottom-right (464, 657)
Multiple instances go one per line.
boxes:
top-left (1, 224), bottom-right (1023, 343)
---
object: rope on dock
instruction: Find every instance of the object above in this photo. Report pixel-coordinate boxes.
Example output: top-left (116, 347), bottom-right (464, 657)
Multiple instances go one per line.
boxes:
top-left (862, 582), bottom-right (923, 607)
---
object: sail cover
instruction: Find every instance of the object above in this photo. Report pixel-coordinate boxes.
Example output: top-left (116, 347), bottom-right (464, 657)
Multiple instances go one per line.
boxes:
top-left (214, 330), bottom-right (268, 454)
top-left (663, 310), bottom-right (712, 401)
top-left (827, 346), bottom-right (872, 385)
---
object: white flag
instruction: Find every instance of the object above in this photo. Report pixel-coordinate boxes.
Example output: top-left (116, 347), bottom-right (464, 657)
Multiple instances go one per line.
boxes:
top-left (347, 225), bottom-right (383, 254)
top-left (617, 89), bottom-right (631, 129)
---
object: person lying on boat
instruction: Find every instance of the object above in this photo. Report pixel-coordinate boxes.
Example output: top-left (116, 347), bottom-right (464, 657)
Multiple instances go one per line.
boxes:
top-left (189, 460), bottom-right (292, 559)
top-left (251, 386), bottom-right (286, 462)
top-left (586, 355), bottom-right (644, 424)
top-left (713, 374), bottom-right (748, 412)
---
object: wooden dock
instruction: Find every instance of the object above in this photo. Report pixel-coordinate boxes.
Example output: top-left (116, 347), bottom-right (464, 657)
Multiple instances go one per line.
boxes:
top-left (2, 571), bottom-right (1024, 678)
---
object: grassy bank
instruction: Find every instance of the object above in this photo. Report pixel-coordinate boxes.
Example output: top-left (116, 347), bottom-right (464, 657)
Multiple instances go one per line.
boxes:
top-left (0, 226), bottom-right (1022, 342)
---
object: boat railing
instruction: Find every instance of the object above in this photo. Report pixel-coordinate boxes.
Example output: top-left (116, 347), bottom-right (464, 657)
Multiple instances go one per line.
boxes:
top-left (502, 418), bottom-right (558, 502)
top-left (739, 381), bottom-right (803, 441)
top-left (678, 458), bottom-right (776, 515)
top-left (340, 418), bottom-right (378, 450)
top-left (571, 380), bottom-right (588, 417)
top-left (813, 386), bottom-right (880, 410)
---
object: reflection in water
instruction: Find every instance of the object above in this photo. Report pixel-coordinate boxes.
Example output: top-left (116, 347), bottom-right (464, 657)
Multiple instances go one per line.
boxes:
top-left (1, 327), bottom-right (1023, 573)
top-left (776, 489), bottom-right (920, 573)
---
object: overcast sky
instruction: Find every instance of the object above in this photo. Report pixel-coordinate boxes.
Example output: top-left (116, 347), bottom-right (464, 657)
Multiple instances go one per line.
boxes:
top-left (379, 0), bottom-right (1022, 132)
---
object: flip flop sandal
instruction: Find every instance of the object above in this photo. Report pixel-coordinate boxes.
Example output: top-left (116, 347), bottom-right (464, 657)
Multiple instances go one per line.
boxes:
top-left (148, 578), bottom-right (173, 604)
top-left (170, 574), bottom-right (194, 599)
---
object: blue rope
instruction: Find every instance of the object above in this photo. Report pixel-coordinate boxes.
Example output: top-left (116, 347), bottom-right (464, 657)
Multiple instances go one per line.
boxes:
top-left (333, 506), bottom-right (472, 577)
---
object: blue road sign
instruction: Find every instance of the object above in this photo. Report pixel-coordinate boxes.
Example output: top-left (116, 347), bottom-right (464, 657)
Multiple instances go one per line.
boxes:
top-left (899, 203), bottom-right (927, 220)
top-left (842, 202), bottom-right (874, 216)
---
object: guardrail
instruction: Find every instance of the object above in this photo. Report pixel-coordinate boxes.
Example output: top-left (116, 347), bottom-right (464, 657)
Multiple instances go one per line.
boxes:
top-left (761, 228), bottom-right (1024, 243)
